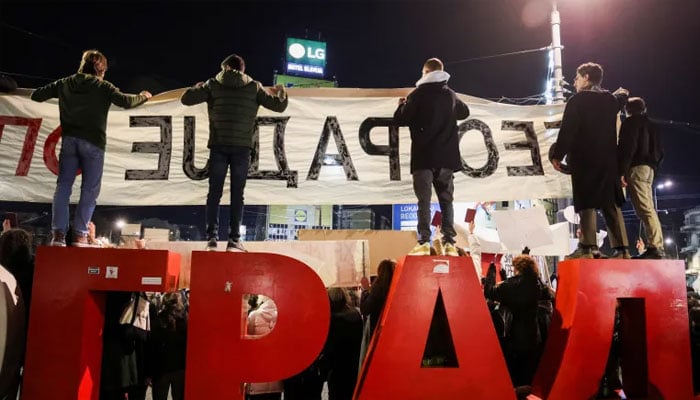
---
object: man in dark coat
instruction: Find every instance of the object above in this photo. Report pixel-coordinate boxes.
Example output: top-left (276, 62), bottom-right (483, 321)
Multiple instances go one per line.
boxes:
top-left (618, 97), bottom-right (665, 259)
top-left (551, 62), bottom-right (630, 259)
top-left (181, 54), bottom-right (288, 252)
top-left (394, 58), bottom-right (470, 256)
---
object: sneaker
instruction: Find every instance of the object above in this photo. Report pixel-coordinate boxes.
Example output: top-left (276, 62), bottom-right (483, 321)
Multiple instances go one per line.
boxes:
top-left (565, 246), bottom-right (594, 260)
top-left (226, 239), bottom-right (247, 252)
top-left (205, 237), bottom-right (218, 251)
top-left (50, 230), bottom-right (66, 247)
top-left (633, 247), bottom-right (664, 260)
top-left (408, 242), bottom-right (431, 256)
top-left (609, 248), bottom-right (632, 259)
top-left (72, 233), bottom-right (101, 248)
top-left (443, 242), bottom-right (459, 257)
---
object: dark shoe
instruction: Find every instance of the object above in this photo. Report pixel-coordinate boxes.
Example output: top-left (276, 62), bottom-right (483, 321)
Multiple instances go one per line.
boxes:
top-left (226, 239), bottom-right (247, 252)
top-left (592, 247), bottom-right (606, 259)
top-left (565, 246), bottom-right (593, 260)
top-left (205, 237), bottom-right (218, 251)
top-left (50, 230), bottom-right (66, 247)
top-left (633, 247), bottom-right (664, 259)
top-left (609, 248), bottom-right (631, 259)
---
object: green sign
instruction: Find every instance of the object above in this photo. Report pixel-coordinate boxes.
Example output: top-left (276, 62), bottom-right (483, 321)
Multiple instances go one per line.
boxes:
top-left (286, 38), bottom-right (326, 76)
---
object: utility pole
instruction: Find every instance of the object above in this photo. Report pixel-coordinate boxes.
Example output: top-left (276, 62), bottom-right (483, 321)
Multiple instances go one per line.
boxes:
top-left (550, 0), bottom-right (565, 104)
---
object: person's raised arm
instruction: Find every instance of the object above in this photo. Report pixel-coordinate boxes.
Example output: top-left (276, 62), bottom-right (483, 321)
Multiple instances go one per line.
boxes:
top-left (108, 82), bottom-right (150, 109)
top-left (181, 81), bottom-right (211, 106)
top-left (256, 83), bottom-right (288, 112)
top-left (30, 79), bottom-right (61, 102)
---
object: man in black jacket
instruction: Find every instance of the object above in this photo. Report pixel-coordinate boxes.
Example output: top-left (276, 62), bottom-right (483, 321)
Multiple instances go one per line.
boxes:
top-left (181, 54), bottom-right (288, 252)
top-left (394, 58), bottom-right (469, 256)
top-left (618, 97), bottom-right (665, 259)
top-left (551, 62), bottom-right (629, 259)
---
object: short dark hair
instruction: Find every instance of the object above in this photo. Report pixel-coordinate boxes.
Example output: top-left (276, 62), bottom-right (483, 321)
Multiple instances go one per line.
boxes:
top-left (78, 50), bottom-right (108, 77)
top-left (625, 97), bottom-right (647, 115)
top-left (423, 58), bottom-right (444, 72)
top-left (221, 54), bottom-right (245, 71)
top-left (576, 62), bottom-right (603, 86)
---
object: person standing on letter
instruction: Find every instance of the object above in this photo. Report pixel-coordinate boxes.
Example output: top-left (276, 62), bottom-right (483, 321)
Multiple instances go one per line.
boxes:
top-left (181, 54), bottom-right (288, 252)
top-left (394, 57), bottom-right (469, 256)
top-left (31, 50), bottom-right (151, 247)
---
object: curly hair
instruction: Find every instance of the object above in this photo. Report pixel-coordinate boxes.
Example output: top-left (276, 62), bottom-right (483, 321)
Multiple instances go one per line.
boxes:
top-left (512, 255), bottom-right (539, 277)
top-left (159, 291), bottom-right (187, 331)
top-left (0, 228), bottom-right (32, 269)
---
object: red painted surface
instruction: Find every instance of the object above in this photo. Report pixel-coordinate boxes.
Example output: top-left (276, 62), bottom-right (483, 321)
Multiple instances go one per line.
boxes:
top-left (355, 256), bottom-right (516, 400)
top-left (22, 247), bottom-right (180, 400)
top-left (185, 252), bottom-right (330, 400)
top-left (532, 259), bottom-right (693, 400)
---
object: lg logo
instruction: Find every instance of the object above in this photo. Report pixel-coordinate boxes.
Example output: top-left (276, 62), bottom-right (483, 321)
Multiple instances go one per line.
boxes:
top-left (288, 43), bottom-right (326, 60)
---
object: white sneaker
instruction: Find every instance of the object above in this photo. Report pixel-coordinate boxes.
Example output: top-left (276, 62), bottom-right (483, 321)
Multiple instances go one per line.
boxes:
top-left (408, 242), bottom-right (431, 256)
top-left (443, 242), bottom-right (459, 257)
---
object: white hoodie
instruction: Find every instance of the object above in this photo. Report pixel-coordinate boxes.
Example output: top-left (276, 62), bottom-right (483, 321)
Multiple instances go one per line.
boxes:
top-left (415, 70), bottom-right (451, 87)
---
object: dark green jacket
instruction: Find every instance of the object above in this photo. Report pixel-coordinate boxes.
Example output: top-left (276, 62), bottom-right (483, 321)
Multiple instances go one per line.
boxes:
top-left (180, 70), bottom-right (288, 148)
top-left (31, 73), bottom-right (148, 150)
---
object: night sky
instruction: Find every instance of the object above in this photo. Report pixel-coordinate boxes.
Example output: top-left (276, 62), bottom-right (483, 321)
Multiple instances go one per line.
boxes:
top-left (1, 0), bottom-right (699, 243)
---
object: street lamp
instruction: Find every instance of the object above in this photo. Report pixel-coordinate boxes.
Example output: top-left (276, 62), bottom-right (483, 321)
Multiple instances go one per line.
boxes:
top-left (654, 180), bottom-right (673, 211)
top-left (550, 0), bottom-right (565, 104)
top-left (110, 219), bottom-right (126, 244)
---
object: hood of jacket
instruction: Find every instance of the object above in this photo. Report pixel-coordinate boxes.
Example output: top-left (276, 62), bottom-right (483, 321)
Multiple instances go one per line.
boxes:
top-left (415, 70), bottom-right (451, 87)
top-left (215, 69), bottom-right (254, 88)
top-left (66, 73), bottom-right (103, 93)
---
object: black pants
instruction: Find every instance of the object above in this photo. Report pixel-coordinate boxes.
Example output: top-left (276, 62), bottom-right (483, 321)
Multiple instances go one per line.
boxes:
top-left (412, 168), bottom-right (456, 244)
top-left (206, 145), bottom-right (251, 241)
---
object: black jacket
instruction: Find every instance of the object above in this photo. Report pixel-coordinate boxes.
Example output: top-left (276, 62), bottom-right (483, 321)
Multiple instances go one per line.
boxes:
top-left (394, 81), bottom-right (469, 173)
top-left (552, 90), bottom-right (625, 211)
top-left (324, 308), bottom-right (363, 400)
top-left (360, 285), bottom-right (390, 336)
top-left (181, 70), bottom-right (288, 149)
top-left (618, 114), bottom-right (664, 175)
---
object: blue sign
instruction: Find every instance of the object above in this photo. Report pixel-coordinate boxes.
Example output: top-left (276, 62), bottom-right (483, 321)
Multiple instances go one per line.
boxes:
top-left (392, 203), bottom-right (439, 232)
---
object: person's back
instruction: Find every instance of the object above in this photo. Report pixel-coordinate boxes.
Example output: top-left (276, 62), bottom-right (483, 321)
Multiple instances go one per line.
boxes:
top-left (180, 55), bottom-right (288, 150)
top-left (327, 308), bottom-right (363, 400)
top-left (618, 97), bottom-right (665, 259)
top-left (618, 112), bottom-right (664, 174)
top-left (180, 53), bottom-right (287, 252)
top-left (31, 49), bottom-right (150, 247)
top-left (31, 61), bottom-right (149, 152)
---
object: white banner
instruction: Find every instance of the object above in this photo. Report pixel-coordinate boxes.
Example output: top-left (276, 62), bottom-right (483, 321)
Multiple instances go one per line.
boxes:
top-left (0, 88), bottom-right (569, 205)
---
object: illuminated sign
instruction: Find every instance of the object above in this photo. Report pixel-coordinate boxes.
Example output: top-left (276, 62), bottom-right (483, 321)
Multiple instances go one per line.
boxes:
top-left (286, 38), bottom-right (326, 77)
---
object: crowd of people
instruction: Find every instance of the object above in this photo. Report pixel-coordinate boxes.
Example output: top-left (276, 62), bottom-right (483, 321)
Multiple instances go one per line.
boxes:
top-left (0, 47), bottom-right (681, 400)
top-left (2, 219), bottom-right (700, 399)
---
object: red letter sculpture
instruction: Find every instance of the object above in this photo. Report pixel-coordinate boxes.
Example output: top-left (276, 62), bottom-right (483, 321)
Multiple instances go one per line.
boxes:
top-left (185, 252), bottom-right (330, 400)
top-left (356, 256), bottom-right (516, 399)
top-left (22, 247), bottom-right (180, 400)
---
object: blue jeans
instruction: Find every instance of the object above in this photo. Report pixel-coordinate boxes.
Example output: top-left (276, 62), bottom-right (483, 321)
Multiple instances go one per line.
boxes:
top-left (52, 136), bottom-right (105, 235)
top-left (206, 145), bottom-right (250, 241)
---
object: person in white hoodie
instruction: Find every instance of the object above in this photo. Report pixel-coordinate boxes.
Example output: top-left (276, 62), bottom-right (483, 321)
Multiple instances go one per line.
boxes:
top-left (245, 296), bottom-right (283, 400)
top-left (394, 58), bottom-right (470, 256)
